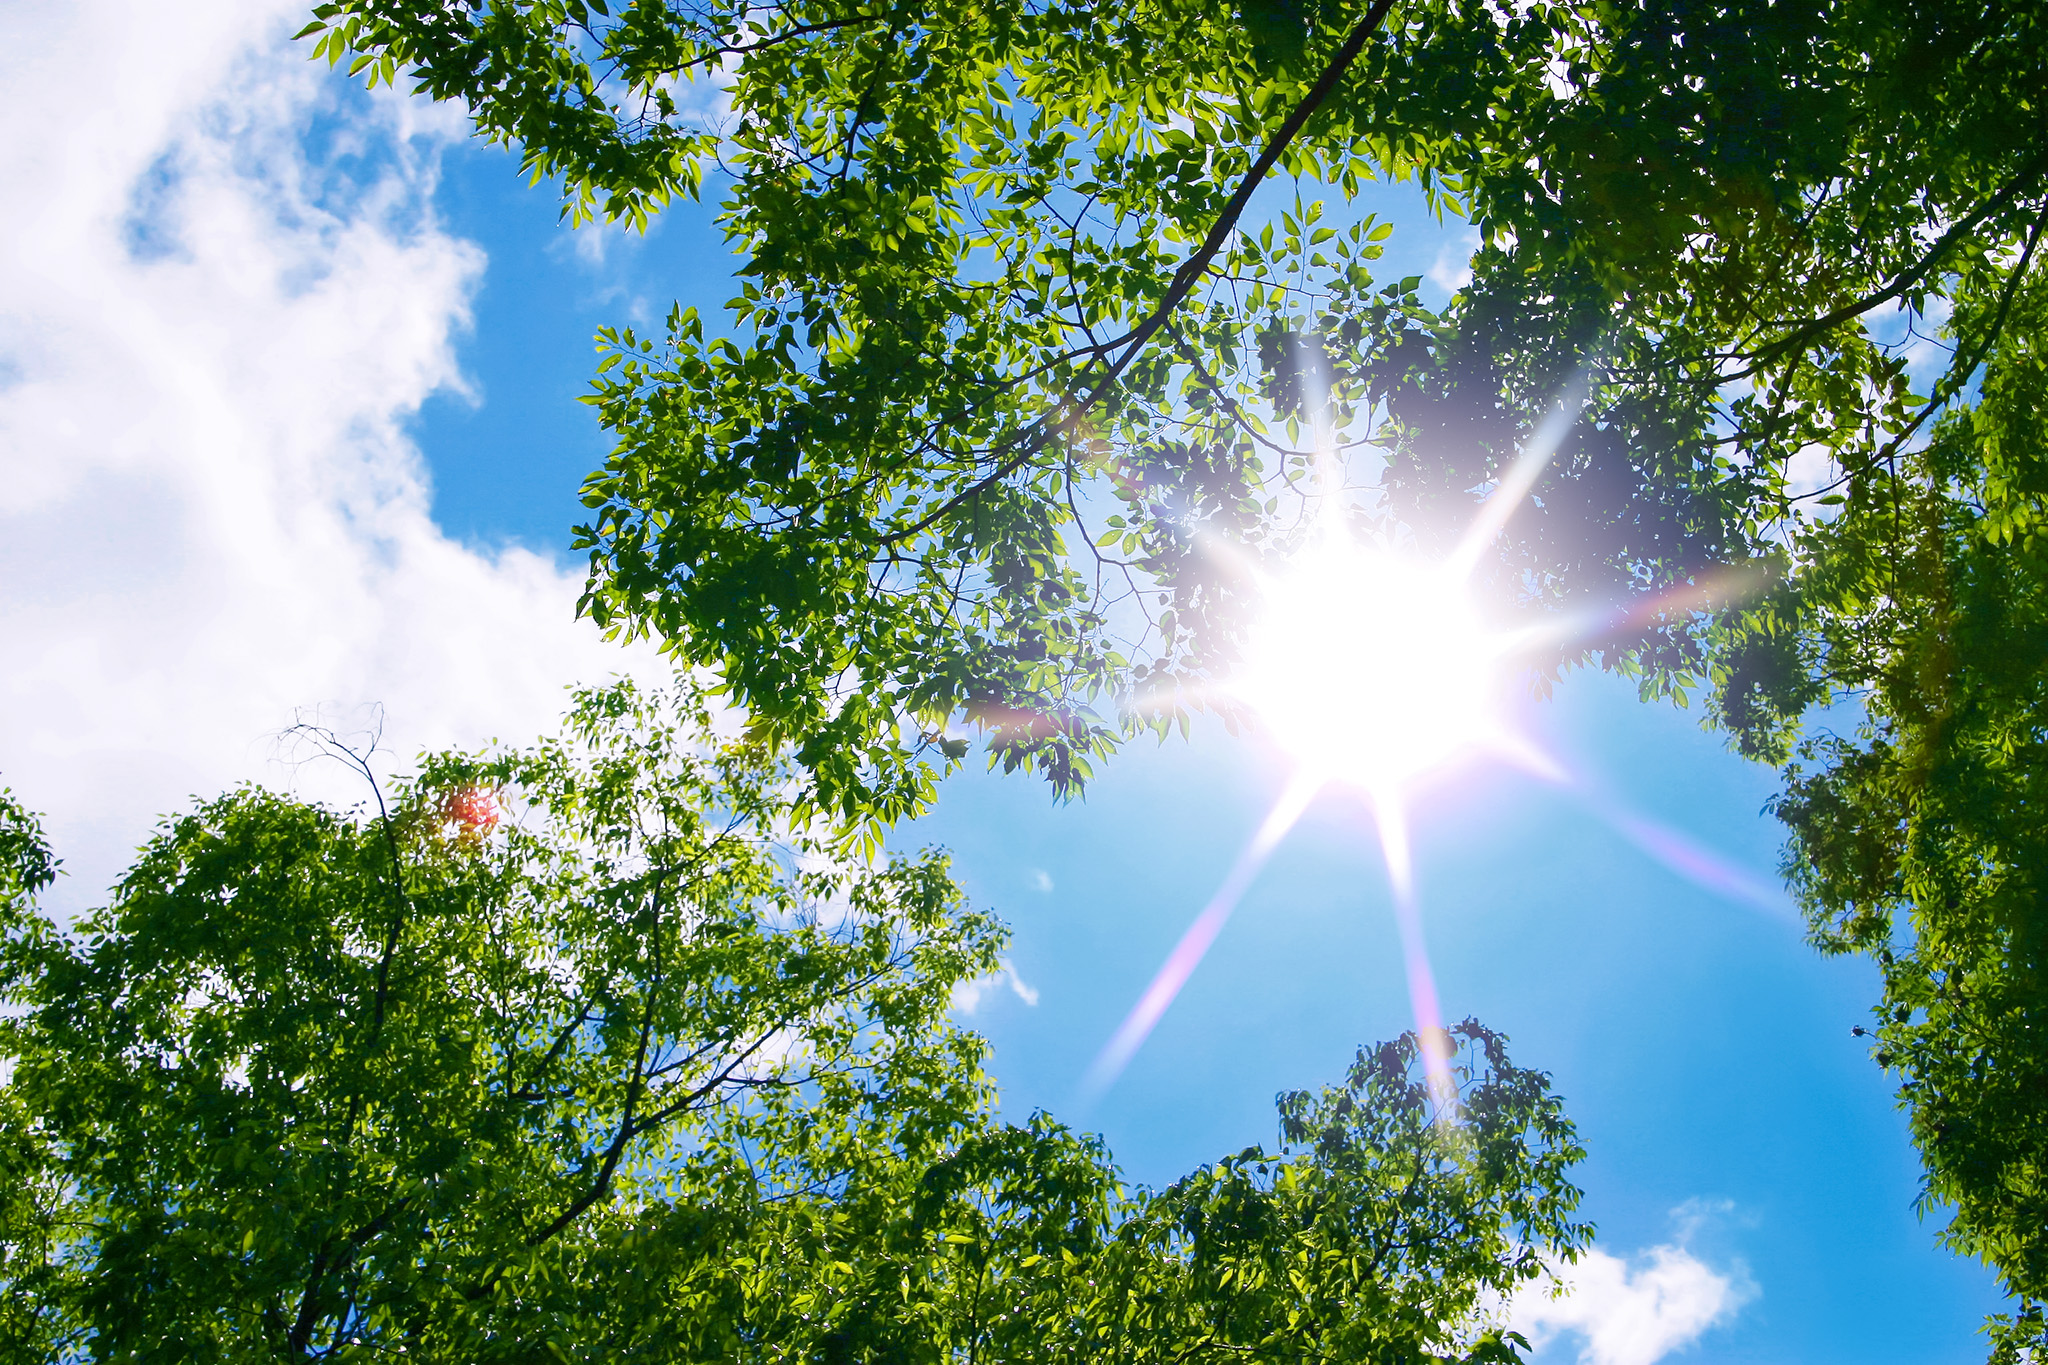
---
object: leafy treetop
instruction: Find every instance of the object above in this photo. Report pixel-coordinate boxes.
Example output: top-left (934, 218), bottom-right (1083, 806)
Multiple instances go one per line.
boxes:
top-left (0, 679), bottom-right (1588, 1362)
top-left (302, 0), bottom-right (2048, 828)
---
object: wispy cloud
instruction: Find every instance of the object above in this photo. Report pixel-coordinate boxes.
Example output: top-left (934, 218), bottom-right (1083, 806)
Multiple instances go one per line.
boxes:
top-left (0, 0), bottom-right (656, 908)
top-left (1427, 228), bottom-right (1482, 295)
top-left (1510, 1205), bottom-right (1756, 1365)
top-left (951, 958), bottom-right (1040, 1014)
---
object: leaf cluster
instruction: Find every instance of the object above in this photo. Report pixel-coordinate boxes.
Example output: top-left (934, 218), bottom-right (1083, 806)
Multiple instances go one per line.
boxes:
top-left (0, 681), bottom-right (1588, 1361)
top-left (1711, 257), bottom-right (2048, 1355)
top-left (300, 0), bottom-right (2047, 813)
top-left (1, 679), bottom-right (999, 1359)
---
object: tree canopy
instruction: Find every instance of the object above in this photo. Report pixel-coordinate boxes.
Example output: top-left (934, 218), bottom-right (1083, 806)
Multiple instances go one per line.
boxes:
top-left (284, 0), bottom-right (2048, 1354)
top-left (0, 680), bottom-right (1589, 1361)
top-left (1725, 267), bottom-right (2048, 1360)
top-left (302, 0), bottom-right (2047, 816)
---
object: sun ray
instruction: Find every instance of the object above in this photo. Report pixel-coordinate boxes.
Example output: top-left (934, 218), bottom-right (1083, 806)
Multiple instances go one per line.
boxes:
top-left (1371, 796), bottom-right (1460, 1109)
top-left (1505, 738), bottom-right (1794, 920)
top-left (1573, 786), bottom-right (1793, 920)
top-left (1081, 375), bottom-right (1615, 1103)
top-left (1079, 773), bottom-right (1322, 1102)
top-left (1493, 562), bottom-right (1778, 668)
top-left (1445, 374), bottom-right (1592, 580)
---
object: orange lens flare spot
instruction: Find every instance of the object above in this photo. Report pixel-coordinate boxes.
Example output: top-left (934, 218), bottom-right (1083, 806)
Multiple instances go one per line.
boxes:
top-left (438, 786), bottom-right (499, 836)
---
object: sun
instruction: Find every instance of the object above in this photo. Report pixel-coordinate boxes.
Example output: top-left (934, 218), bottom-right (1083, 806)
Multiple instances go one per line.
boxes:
top-left (1230, 535), bottom-right (1509, 797)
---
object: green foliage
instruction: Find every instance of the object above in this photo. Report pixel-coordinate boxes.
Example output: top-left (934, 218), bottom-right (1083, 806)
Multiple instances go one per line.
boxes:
top-left (1086, 1023), bottom-right (1589, 1363)
top-left (289, 0), bottom-right (1658, 815)
top-left (0, 682), bottom-right (1587, 1360)
top-left (0, 790), bottom-right (71, 1362)
top-left (730, 1021), bottom-right (1588, 1363)
top-left (298, 0), bottom-right (2048, 820)
top-left (1, 678), bottom-right (1002, 1359)
top-left (293, 4), bottom-right (2048, 1349)
top-left (1711, 260), bottom-right (2048, 1356)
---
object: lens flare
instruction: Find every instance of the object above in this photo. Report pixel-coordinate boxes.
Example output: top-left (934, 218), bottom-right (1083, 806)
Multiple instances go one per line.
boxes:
top-left (1571, 785), bottom-right (1794, 921)
top-left (1078, 774), bottom-right (1320, 1102)
top-left (1080, 381), bottom-right (1746, 1107)
top-left (1231, 537), bottom-right (1509, 798)
top-left (1371, 796), bottom-right (1460, 1108)
top-left (1081, 532), bottom-right (1520, 1104)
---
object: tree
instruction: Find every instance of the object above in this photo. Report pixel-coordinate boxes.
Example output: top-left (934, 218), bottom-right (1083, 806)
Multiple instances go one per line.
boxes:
top-left (300, 0), bottom-right (2048, 819)
top-left (296, 2), bottom-right (2048, 1352)
top-left (737, 1023), bottom-right (1588, 1363)
top-left (1713, 265), bottom-right (2048, 1361)
top-left (1, 679), bottom-right (1000, 1359)
top-left (0, 678), bottom-right (1589, 1361)
top-left (0, 790), bottom-right (70, 1362)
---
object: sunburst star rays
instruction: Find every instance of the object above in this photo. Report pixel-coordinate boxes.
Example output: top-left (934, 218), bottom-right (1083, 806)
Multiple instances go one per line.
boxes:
top-left (1080, 378), bottom-right (1777, 1104)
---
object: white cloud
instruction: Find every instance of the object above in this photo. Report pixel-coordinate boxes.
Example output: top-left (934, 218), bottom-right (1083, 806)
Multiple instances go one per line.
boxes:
top-left (0, 0), bottom-right (657, 910)
top-left (1509, 1231), bottom-right (1755, 1365)
top-left (1007, 965), bottom-right (1041, 1007)
top-left (1427, 227), bottom-right (1482, 294)
top-left (1784, 442), bottom-right (1844, 502)
top-left (1031, 868), bottom-right (1054, 893)
top-left (950, 958), bottom-right (1040, 1015)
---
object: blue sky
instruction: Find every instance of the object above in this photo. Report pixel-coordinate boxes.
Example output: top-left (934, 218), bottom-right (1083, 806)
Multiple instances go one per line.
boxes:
top-left (0, 7), bottom-right (2010, 1362)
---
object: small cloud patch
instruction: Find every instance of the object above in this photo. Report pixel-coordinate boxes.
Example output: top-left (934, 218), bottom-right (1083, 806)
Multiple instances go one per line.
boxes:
top-left (1509, 1208), bottom-right (1755, 1365)
top-left (950, 958), bottom-right (1040, 1014)
top-left (1427, 228), bottom-right (1482, 294)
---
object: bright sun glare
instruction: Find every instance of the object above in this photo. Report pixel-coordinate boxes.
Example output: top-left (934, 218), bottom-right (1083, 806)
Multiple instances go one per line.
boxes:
top-left (1231, 536), bottom-right (1506, 797)
top-left (1085, 387), bottom-right (1695, 1105)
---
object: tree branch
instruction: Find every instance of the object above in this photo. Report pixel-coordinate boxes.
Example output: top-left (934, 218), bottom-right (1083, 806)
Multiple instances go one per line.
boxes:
top-left (647, 13), bottom-right (881, 79)
top-left (877, 0), bottom-right (1399, 547)
top-left (1728, 152), bottom-right (2048, 380)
